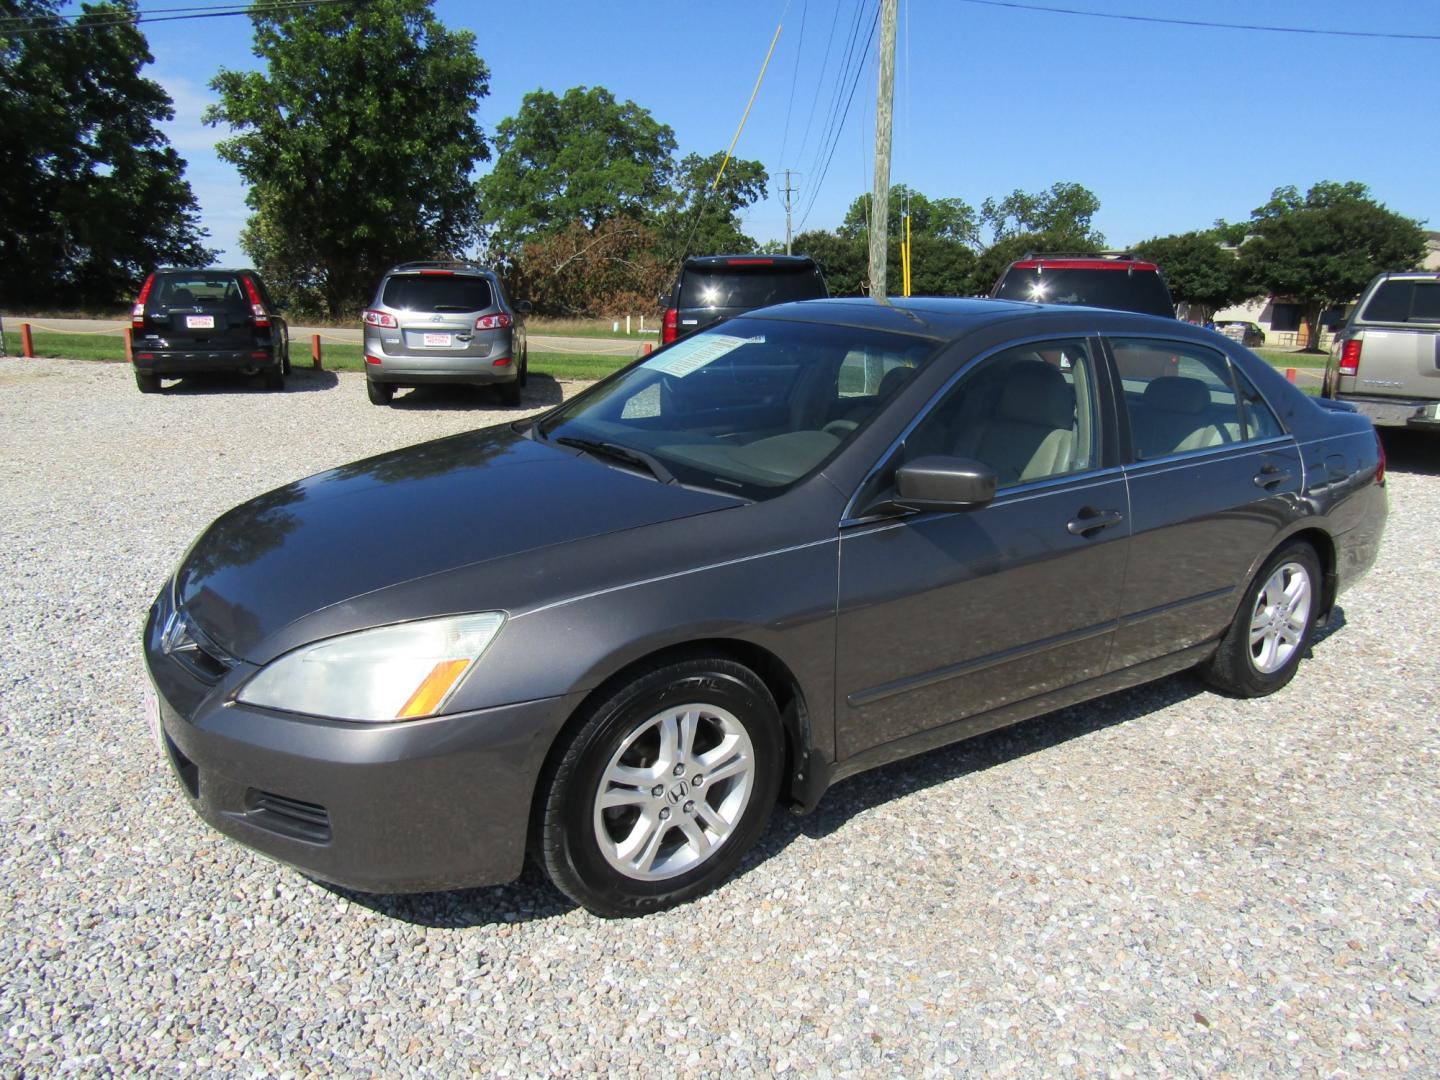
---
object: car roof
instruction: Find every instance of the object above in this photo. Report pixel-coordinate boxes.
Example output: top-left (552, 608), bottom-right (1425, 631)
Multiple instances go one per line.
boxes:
top-left (156, 267), bottom-right (259, 275)
top-left (682, 254), bottom-right (819, 271)
top-left (384, 261), bottom-right (495, 276)
top-left (739, 295), bottom-right (1206, 343)
top-left (1007, 257), bottom-right (1161, 272)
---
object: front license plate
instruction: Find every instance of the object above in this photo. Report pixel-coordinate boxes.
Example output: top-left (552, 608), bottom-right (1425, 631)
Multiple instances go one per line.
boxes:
top-left (143, 680), bottom-right (162, 753)
top-left (423, 333), bottom-right (451, 347)
top-left (185, 315), bottom-right (215, 329)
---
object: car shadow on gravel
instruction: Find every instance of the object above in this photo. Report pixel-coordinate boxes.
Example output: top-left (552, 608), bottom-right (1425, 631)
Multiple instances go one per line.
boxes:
top-left (385, 375), bottom-right (565, 411)
top-left (1379, 429), bottom-right (1439, 476)
top-left (160, 369), bottom-right (339, 394)
top-left (324, 865), bottom-right (578, 928)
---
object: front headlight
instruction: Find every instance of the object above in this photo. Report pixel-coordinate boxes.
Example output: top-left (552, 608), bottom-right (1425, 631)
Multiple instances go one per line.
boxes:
top-left (236, 612), bottom-right (506, 722)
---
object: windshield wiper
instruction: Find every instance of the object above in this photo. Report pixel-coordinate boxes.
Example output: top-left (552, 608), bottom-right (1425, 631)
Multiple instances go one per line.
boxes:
top-left (555, 437), bottom-right (675, 485)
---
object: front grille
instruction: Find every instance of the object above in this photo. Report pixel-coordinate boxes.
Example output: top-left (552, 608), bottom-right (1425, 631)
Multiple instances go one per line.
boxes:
top-left (244, 790), bottom-right (331, 844)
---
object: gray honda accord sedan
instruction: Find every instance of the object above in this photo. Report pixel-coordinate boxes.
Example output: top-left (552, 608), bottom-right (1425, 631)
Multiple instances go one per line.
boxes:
top-left (144, 298), bottom-right (1387, 916)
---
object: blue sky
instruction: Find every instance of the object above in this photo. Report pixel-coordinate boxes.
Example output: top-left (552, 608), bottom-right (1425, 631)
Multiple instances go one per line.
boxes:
top-left (128, 0), bottom-right (1440, 263)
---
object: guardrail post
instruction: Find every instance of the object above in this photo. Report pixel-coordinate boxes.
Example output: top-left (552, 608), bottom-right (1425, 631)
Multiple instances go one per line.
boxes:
top-left (124, 327), bottom-right (133, 363)
top-left (21, 323), bottom-right (33, 358)
top-left (1285, 368), bottom-right (1297, 383)
top-left (641, 342), bottom-right (653, 355)
top-left (311, 334), bottom-right (323, 371)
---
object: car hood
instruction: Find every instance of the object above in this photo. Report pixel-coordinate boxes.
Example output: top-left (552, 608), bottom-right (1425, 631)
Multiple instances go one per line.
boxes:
top-left (175, 425), bottom-right (743, 661)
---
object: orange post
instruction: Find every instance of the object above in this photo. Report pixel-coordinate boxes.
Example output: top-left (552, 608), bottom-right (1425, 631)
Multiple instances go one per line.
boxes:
top-left (641, 342), bottom-right (653, 355)
top-left (21, 323), bottom-right (34, 358)
top-left (124, 327), bottom-right (133, 363)
top-left (311, 334), bottom-right (322, 370)
top-left (1285, 368), bottom-right (1297, 383)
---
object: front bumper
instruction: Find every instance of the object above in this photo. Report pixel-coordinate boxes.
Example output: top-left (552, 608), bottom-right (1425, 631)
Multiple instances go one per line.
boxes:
top-left (143, 599), bottom-right (576, 894)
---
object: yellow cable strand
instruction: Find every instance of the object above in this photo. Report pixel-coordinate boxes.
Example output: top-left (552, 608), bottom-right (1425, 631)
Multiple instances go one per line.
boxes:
top-left (711, 20), bottom-right (785, 191)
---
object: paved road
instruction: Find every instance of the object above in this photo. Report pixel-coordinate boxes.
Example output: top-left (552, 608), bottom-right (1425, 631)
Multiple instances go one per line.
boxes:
top-left (5, 315), bottom-right (646, 357)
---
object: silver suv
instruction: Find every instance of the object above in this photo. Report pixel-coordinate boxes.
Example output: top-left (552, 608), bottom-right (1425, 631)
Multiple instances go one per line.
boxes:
top-left (1324, 270), bottom-right (1440, 432)
top-left (362, 261), bottom-right (530, 406)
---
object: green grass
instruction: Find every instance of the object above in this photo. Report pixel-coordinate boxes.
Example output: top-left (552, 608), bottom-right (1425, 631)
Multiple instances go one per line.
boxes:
top-left (6, 329), bottom-right (629, 381)
top-left (1256, 348), bottom-right (1328, 370)
top-left (527, 316), bottom-right (660, 340)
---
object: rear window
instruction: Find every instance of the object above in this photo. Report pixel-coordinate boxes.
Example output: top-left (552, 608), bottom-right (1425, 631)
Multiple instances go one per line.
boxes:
top-left (382, 274), bottom-right (494, 313)
top-left (993, 267), bottom-right (1175, 318)
top-left (679, 266), bottom-right (825, 310)
top-left (1360, 279), bottom-right (1440, 324)
top-left (152, 272), bottom-right (245, 309)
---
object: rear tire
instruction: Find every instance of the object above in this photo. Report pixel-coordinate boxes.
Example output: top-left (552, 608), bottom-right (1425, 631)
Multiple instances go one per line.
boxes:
top-left (538, 657), bottom-right (782, 917)
top-left (263, 366), bottom-right (285, 392)
top-left (366, 379), bottom-right (394, 406)
top-left (135, 370), bottom-right (161, 394)
top-left (518, 350), bottom-right (529, 388)
top-left (1201, 541), bottom-right (1322, 697)
top-left (497, 376), bottom-right (522, 406)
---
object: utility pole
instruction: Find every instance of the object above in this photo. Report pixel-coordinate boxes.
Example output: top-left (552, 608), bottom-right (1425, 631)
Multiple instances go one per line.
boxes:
top-left (868, 0), bottom-right (897, 300)
top-left (783, 169), bottom-right (798, 255)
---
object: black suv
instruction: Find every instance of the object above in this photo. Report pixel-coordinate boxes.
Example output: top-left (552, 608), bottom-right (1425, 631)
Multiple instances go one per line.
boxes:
top-left (130, 267), bottom-right (290, 393)
top-left (990, 252), bottom-right (1175, 318)
top-left (662, 254), bottom-right (828, 343)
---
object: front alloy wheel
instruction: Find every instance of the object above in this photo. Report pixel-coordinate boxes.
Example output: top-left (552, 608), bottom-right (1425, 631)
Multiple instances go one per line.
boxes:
top-left (538, 657), bottom-right (782, 916)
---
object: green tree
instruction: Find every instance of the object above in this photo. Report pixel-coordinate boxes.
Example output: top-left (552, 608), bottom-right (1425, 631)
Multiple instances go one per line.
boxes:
top-left (1134, 231), bottom-right (1249, 321)
top-left (0, 0), bottom-right (211, 307)
top-left (980, 182), bottom-right (1103, 247)
top-left (791, 228), bottom-right (976, 297)
top-left (652, 151), bottom-right (768, 260)
top-left (207, 0), bottom-right (490, 316)
top-left (479, 86), bottom-right (676, 249)
top-left (840, 185), bottom-right (979, 248)
top-left (1237, 181), bottom-right (1426, 350)
top-left (793, 230), bottom-right (867, 295)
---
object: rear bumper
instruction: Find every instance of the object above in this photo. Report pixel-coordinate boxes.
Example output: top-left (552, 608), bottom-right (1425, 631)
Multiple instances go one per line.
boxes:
top-left (366, 364), bottom-right (517, 387)
top-left (1331, 394), bottom-right (1440, 429)
top-left (134, 347), bottom-right (280, 375)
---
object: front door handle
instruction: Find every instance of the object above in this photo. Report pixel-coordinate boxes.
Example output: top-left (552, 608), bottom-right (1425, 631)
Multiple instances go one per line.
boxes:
top-left (1066, 508), bottom-right (1124, 536)
top-left (1253, 464), bottom-right (1294, 489)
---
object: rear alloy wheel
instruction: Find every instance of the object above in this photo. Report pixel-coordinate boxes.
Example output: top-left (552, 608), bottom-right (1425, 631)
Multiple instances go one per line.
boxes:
top-left (366, 379), bottom-right (394, 406)
top-left (1202, 541), bottom-right (1321, 697)
top-left (538, 658), bottom-right (782, 917)
top-left (135, 370), bottom-right (161, 394)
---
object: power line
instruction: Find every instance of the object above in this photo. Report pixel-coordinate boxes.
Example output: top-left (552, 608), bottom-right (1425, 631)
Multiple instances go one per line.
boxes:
top-left (791, 0), bottom-right (844, 172)
top-left (795, 0), bottom-right (879, 233)
top-left (799, 0), bottom-right (872, 199)
top-left (951, 0), bottom-right (1440, 43)
top-left (1, 0), bottom-right (363, 35)
top-left (776, 0), bottom-right (808, 170)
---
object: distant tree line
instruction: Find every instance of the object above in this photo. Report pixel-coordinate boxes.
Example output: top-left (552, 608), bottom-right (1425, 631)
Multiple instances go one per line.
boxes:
top-left (2, 0), bottom-right (1428, 329)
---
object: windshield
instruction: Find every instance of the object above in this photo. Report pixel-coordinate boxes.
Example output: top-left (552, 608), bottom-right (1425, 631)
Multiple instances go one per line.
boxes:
top-left (537, 317), bottom-right (937, 499)
top-left (994, 267), bottom-right (1174, 317)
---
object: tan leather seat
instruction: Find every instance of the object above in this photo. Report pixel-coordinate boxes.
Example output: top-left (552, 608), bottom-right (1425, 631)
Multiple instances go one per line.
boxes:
top-left (1132, 376), bottom-right (1240, 458)
top-left (952, 361), bottom-right (1075, 485)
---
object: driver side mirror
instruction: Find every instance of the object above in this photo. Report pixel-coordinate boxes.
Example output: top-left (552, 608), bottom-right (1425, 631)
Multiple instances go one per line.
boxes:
top-left (893, 456), bottom-right (997, 512)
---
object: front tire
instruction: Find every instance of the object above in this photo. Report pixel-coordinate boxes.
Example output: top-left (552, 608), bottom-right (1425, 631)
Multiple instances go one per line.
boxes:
top-left (538, 658), bottom-right (783, 917)
top-left (1202, 541), bottom-right (1322, 697)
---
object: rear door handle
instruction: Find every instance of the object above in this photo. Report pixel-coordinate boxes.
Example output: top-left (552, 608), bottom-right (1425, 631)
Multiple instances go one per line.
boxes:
top-left (1253, 464), bottom-right (1293, 489)
top-left (1066, 508), bottom-right (1124, 536)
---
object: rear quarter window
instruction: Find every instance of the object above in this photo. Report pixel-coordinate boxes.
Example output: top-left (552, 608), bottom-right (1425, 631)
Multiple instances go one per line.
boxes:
top-left (382, 275), bottom-right (494, 313)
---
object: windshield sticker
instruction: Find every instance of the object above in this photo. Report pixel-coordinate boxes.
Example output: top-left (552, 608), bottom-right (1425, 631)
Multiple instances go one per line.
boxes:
top-left (646, 334), bottom-right (764, 378)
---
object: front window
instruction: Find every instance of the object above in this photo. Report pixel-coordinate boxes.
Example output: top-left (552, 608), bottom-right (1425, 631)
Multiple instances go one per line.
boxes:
top-left (537, 318), bottom-right (937, 499)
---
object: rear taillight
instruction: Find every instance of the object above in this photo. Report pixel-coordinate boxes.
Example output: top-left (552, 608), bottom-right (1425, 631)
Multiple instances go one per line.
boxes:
top-left (242, 275), bottom-right (269, 328)
top-left (363, 309), bottom-right (399, 329)
top-left (132, 272), bottom-right (155, 330)
top-left (1374, 429), bottom-right (1386, 486)
top-left (475, 313), bottom-right (512, 330)
top-left (662, 307), bottom-right (678, 344)
top-left (1339, 339), bottom-right (1362, 376)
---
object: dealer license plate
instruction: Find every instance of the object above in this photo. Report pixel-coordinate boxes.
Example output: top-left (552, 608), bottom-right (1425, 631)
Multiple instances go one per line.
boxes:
top-left (185, 315), bottom-right (215, 329)
top-left (423, 333), bottom-right (451, 347)
top-left (143, 680), bottom-right (162, 753)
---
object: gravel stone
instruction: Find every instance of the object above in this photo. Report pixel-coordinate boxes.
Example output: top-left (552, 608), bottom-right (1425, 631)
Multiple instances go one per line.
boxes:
top-left (1, 356), bottom-right (1436, 1076)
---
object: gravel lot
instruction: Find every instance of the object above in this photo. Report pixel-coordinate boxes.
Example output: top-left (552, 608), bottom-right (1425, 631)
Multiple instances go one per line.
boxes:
top-left (2, 356), bottom-right (1436, 1077)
